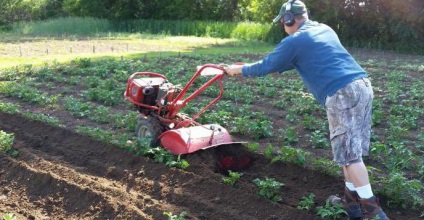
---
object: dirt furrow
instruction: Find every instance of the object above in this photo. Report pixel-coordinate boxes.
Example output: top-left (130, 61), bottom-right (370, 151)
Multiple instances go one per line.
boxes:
top-left (0, 154), bottom-right (151, 219)
top-left (0, 112), bottom-right (321, 219)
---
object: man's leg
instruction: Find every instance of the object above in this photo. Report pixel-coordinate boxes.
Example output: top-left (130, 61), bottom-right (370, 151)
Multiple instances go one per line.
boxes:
top-left (342, 163), bottom-right (365, 220)
top-left (344, 162), bottom-right (389, 219)
top-left (326, 79), bottom-right (388, 219)
top-left (344, 162), bottom-right (369, 189)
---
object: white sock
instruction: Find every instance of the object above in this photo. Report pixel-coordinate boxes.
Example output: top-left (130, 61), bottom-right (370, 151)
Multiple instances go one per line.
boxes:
top-left (355, 184), bottom-right (374, 199)
top-left (345, 182), bottom-right (356, 191)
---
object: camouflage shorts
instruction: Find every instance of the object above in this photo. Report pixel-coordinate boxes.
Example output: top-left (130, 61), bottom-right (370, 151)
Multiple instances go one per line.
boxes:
top-left (325, 78), bottom-right (373, 166)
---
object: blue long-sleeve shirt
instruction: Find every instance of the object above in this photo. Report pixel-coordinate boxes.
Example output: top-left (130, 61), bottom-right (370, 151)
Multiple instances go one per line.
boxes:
top-left (242, 20), bottom-right (367, 106)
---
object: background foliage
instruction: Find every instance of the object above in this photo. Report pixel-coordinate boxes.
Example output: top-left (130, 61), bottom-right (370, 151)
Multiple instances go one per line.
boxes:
top-left (1, 0), bottom-right (423, 53)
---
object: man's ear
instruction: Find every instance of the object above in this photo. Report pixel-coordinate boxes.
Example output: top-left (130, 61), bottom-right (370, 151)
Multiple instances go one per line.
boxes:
top-left (280, 19), bottom-right (285, 29)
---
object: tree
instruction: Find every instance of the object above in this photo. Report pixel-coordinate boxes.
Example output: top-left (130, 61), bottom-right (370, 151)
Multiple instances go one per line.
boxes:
top-left (237, 0), bottom-right (281, 23)
top-left (0, 0), bottom-right (32, 25)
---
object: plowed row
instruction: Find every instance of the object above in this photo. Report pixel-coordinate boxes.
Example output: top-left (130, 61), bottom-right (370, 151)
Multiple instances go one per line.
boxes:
top-left (1, 112), bottom-right (337, 219)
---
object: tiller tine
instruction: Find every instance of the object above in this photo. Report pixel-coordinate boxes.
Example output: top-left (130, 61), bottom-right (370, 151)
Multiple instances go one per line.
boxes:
top-left (213, 144), bottom-right (254, 174)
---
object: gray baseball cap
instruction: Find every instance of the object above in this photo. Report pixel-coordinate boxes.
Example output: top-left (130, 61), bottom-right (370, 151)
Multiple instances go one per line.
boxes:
top-left (273, 0), bottom-right (307, 23)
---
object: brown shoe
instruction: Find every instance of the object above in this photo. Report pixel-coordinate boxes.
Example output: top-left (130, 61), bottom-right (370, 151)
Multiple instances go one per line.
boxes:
top-left (359, 196), bottom-right (389, 220)
top-left (343, 188), bottom-right (362, 220)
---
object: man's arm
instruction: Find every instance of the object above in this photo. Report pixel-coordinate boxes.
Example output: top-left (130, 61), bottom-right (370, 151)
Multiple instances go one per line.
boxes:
top-left (225, 38), bottom-right (295, 77)
top-left (225, 64), bottom-right (244, 77)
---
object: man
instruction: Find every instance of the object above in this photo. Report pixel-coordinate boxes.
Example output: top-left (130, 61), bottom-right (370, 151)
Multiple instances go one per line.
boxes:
top-left (225, 0), bottom-right (389, 219)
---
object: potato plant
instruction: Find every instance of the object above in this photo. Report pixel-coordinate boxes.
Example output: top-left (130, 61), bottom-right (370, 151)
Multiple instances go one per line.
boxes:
top-left (316, 199), bottom-right (347, 220)
top-left (271, 146), bottom-right (310, 166)
top-left (0, 130), bottom-right (18, 157)
top-left (252, 178), bottom-right (284, 202)
top-left (222, 170), bottom-right (243, 187)
top-left (297, 193), bottom-right (315, 211)
top-left (163, 211), bottom-right (187, 220)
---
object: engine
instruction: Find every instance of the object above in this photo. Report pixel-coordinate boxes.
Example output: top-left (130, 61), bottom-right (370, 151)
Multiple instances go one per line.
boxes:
top-left (125, 76), bottom-right (179, 115)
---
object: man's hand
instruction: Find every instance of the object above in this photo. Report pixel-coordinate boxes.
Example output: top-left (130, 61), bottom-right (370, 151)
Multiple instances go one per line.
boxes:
top-left (225, 64), bottom-right (244, 77)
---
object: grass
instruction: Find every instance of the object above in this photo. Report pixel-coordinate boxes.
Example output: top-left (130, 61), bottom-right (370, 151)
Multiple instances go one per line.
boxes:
top-left (0, 33), bottom-right (273, 69)
top-left (10, 17), bottom-right (281, 42)
top-left (1, 17), bottom-right (278, 69)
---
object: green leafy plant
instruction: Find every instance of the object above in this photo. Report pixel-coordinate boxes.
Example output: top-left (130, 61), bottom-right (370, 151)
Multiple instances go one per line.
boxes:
top-left (252, 178), bottom-right (284, 202)
top-left (166, 155), bottom-right (190, 169)
top-left (379, 172), bottom-right (424, 209)
top-left (0, 81), bottom-right (59, 107)
top-left (310, 158), bottom-right (341, 176)
top-left (271, 146), bottom-right (309, 166)
top-left (316, 199), bottom-right (347, 220)
top-left (163, 211), bottom-right (187, 220)
top-left (64, 97), bottom-right (93, 118)
top-left (297, 193), bottom-right (315, 211)
top-left (75, 126), bottom-right (114, 143)
top-left (0, 130), bottom-right (18, 157)
top-left (89, 106), bottom-right (111, 123)
top-left (111, 112), bottom-right (138, 130)
top-left (245, 142), bottom-right (259, 152)
top-left (0, 102), bottom-right (20, 114)
top-left (2, 213), bottom-right (17, 220)
top-left (222, 170), bottom-right (243, 187)
top-left (264, 144), bottom-right (275, 159)
top-left (136, 141), bottom-right (189, 169)
top-left (22, 112), bottom-right (62, 126)
top-left (310, 130), bottom-right (329, 148)
top-left (302, 115), bottom-right (319, 131)
top-left (282, 126), bottom-right (299, 144)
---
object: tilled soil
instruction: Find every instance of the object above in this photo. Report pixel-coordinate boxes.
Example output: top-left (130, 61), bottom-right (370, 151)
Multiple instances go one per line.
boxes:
top-left (1, 47), bottom-right (423, 220)
top-left (0, 112), bottom-right (416, 219)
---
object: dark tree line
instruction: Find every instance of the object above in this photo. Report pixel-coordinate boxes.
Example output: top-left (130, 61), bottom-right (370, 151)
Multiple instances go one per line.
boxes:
top-left (1, 0), bottom-right (423, 50)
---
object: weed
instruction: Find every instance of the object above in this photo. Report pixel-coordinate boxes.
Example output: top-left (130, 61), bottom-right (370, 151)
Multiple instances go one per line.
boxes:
top-left (297, 193), bottom-right (315, 211)
top-left (316, 199), bottom-right (347, 220)
top-left (252, 178), bottom-right (284, 202)
top-left (222, 170), bottom-right (243, 187)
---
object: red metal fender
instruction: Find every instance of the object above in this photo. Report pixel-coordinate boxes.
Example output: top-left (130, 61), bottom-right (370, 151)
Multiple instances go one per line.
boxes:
top-left (159, 124), bottom-right (235, 155)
